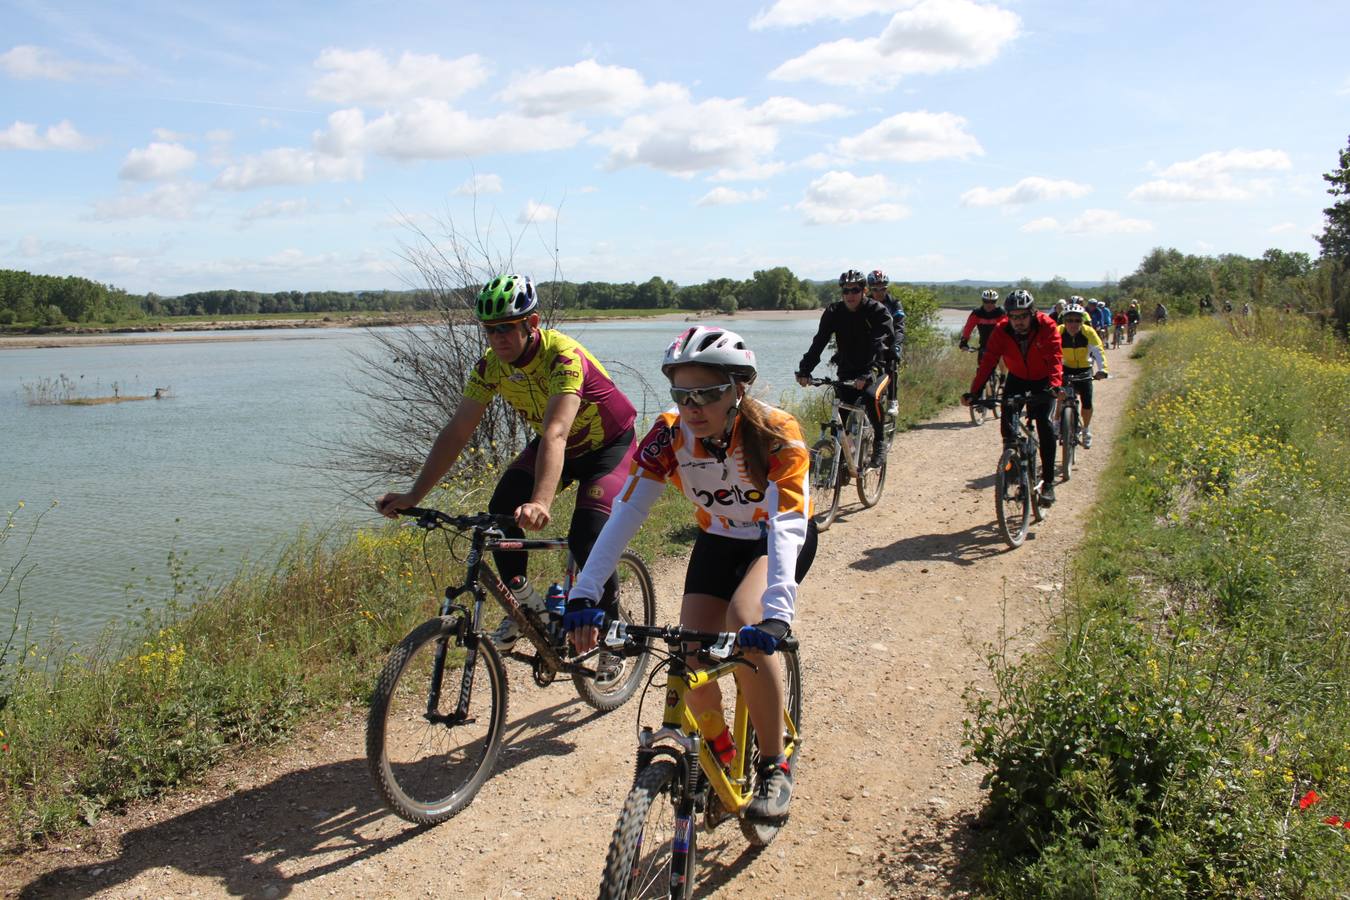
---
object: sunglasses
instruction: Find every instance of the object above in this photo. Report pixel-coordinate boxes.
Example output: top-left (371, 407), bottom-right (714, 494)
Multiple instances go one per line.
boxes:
top-left (670, 383), bottom-right (734, 408)
top-left (481, 320), bottom-right (523, 335)
top-left (1008, 311), bottom-right (1032, 321)
top-left (842, 286), bottom-right (863, 295)
top-left (982, 298), bottom-right (997, 303)
top-left (1064, 317), bottom-right (1084, 324)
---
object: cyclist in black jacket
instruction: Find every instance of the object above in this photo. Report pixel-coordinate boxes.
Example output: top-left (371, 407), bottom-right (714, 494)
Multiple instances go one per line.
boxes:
top-left (796, 269), bottom-right (893, 469)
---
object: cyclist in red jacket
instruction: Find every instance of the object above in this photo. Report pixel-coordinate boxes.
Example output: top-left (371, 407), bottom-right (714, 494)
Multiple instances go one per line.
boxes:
top-left (961, 289), bottom-right (1064, 506)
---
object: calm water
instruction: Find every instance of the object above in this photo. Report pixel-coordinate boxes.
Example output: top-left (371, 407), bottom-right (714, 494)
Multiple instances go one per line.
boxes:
top-left (1, 310), bottom-right (969, 643)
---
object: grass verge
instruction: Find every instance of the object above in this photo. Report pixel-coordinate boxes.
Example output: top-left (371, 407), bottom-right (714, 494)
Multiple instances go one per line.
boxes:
top-left (964, 315), bottom-right (1350, 896)
top-left (0, 478), bottom-right (693, 850)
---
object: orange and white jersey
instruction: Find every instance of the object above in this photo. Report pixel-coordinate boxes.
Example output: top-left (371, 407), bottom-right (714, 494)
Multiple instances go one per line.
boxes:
top-left (572, 403), bottom-right (812, 624)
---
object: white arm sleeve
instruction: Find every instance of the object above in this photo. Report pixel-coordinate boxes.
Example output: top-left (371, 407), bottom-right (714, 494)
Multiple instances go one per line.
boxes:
top-left (569, 474), bottom-right (664, 603)
top-left (1089, 344), bottom-right (1105, 372)
top-left (759, 482), bottom-right (808, 625)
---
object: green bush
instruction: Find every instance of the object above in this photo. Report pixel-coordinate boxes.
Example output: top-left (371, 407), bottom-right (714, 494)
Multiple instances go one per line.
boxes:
top-left (966, 317), bottom-right (1350, 896)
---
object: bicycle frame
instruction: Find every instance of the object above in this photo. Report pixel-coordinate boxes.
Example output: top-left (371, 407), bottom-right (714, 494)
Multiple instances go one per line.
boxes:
top-left (811, 380), bottom-right (871, 479)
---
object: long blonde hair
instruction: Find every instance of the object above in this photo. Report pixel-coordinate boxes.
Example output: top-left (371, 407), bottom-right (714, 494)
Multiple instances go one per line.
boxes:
top-left (735, 389), bottom-right (790, 491)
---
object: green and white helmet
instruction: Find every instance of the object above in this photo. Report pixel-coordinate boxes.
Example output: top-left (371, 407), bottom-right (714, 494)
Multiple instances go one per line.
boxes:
top-left (476, 274), bottom-right (538, 323)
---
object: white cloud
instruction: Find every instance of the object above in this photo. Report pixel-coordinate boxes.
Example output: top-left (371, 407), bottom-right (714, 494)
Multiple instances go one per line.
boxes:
top-left (499, 59), bottom-right (688, 116)
top-left (1128, 178), bottom-right (1249, 202)
top-left (834, 111), bottom-right (981, 162)
top-left (1156, 148), bottom-right (1291, 180)
top-left (750, 96), bottom-right (852, 124)
top-left (452, 173), bottom-right (503, 195)
top-left (770, 0), bottom-right (1020, 88)
top-left (240, 198), bottom-right (313, 224)
top-left (1021, 210), bottom-right (1154, 235)
top-left (152, 127), bottom-right (192, 142)
top-left (961, 176), bottom-right (1092, 207)
top-left (91, 183), bottom-right (207, 221)
top-left (593, 94), bottom-right (849, 178)
top-left (0, 45), bottom-right (120, 80)
top-left (1020, 217), bottom-right (1060, 233)
top-left (696, 187), bottom-right (768, 207)
top-left (119, 142), bottom-right (197, 181)
top-left (518, 200), bottom-right (558, 224)
top-left (0, 119), bottom-right (93, 151)
top-left (796, 170), bottom-right (909, 224)
top-left (1063, 209), bottom-right (1153, 235)
top-left (751, 0), bottom-right (909, 29)
top-left (314, 102), bottom-right (587, 160)
top-left (709, 161), bottom-right (789, 182)
top-left (1129, 148), bottom-right (1292, 203)
top-left (309, 48), bottom-right (488, 105)
top-left (215, 147), bottom-right (363, 190)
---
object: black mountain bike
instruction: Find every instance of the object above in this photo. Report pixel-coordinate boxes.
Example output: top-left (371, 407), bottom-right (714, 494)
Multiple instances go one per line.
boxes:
top-left (973, 392), bottom-right (1050, 548)
top-left (366, 508), bottom-right (656, 825)
top-left (807, 377), bottom-right (888, 531)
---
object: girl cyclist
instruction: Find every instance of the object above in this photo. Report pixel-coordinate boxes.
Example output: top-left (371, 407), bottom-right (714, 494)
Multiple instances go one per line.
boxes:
top-left (566, 326), bottom-right (818, 822)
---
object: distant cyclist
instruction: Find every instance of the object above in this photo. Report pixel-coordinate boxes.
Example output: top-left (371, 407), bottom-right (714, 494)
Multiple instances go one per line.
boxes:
top-left (1154, 302), bottom-right (1169, 324)
top-left (867, 268), bottom-right (905, 418)
top-left (1058, 303), bottom-right (1109, 448)
top-left (376, 274), bottom-right (638, 650)
top-left (1049, 298), bottom-right (1066, 326)
top-left (796, 269), bottom-right (893, 470)
top-left (567, 326), bottom-right (816, 822)
top-left (960, 289), bottom-right (1064, 507)
top-left (959, 289), bottom-right (1006, 359)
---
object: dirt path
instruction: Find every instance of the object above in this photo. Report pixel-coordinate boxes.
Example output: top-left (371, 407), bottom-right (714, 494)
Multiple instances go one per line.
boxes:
top-left (6, 349), bottom-right (1141, 899)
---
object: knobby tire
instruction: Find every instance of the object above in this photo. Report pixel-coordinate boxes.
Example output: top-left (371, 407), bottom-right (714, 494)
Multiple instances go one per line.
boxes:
top-left (598, 760), bottom-right (692, 899)
top-left (572, 550), bottom-right (657, 711)
top-left (995, 447), bottom-right (1030, 548)
top-left (810, 436), bottom-right (842, 532)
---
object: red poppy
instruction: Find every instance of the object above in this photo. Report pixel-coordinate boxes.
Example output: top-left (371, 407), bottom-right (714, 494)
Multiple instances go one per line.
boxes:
top-left (1324, 816), bottom-right (1343, 826)
top-left (1298, 789), bottom-right (1320, 810)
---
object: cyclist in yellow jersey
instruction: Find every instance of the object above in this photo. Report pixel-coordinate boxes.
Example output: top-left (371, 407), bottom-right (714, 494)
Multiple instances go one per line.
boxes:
top-left (567, 326), bottom-right (817, 823)
top-left (1057, 302), bottom-right (1109, 448)
top-left (377, 274), bottom-right (637, 649)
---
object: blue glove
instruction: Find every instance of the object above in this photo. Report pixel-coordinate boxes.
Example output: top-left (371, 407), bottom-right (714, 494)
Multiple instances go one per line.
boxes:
top-left (562, 597), bottom-right (605, 633)
top-left (737, 619), bottom-right (790, 654)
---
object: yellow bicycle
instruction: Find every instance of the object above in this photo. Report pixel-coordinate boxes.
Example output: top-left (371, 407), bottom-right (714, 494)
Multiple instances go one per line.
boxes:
top-left (596, 623), bottom-right (803, 899)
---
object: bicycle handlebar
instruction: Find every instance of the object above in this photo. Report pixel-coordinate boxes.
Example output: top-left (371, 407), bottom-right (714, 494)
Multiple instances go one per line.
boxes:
top-left (394, 507), bottom-right (517, 531)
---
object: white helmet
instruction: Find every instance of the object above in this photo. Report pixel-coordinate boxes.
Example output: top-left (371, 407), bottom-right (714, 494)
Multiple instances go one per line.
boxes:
top-left (661, 326), bottom-right (757, 383)
top-left (1063, 303), bottom-right (1087, 318)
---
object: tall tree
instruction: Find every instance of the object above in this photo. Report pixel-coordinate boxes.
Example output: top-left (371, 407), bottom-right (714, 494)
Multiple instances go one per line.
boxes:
top-left (1317, 133), bottom-right (1350, 260)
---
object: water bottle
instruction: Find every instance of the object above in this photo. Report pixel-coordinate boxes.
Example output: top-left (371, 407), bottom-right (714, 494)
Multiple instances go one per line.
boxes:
top-left (545, 582), bottom-right (567, 621)
top-left (508, 576), bottom-right (546, 614)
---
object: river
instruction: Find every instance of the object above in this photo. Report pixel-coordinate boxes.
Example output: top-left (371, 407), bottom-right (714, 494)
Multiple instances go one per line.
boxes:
top-left (1, 309), bottom-right (970, 643)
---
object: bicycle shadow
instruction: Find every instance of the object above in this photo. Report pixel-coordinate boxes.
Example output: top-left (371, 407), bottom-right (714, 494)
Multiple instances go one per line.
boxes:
top-left (964, 472), bottom-right (997, 491)
top-left (874, 808), bottom-right (983, 896)
top-left (17, 698), bottom-right (599, 899)
top-left (907, 420), bottom-right (983, 432)
top-left (692, 832), bottom-right (764, 894)
top-left (849, 520), bottom-right (1009, 569)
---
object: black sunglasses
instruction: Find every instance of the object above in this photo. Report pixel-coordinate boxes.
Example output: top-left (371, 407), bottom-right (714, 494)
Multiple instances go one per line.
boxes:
top-left (670, 383), bottom-right (734, 408)
top-left (481, 320), bottom-right (523, 335)
top-left (841, 286), bottom-right (863, 295)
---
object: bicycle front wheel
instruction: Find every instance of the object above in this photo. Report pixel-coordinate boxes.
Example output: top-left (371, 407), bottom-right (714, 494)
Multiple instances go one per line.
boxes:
top-left (994, 448), bottom-right (1030, 548)
top-left (573, 550), bottom-right (656, 712)
top-left (366, 617), bottom-right (508, 824)
top-left (599, 760), bottom-right (693, 899)
top-left (1059, 404), bottom-right (1076, 482)
top-left (740, 643), bottom-right (804, 848)
top-left (855, 425), bottom-right (887, 509)
top-left (810, 437), bottom-right (842, 532)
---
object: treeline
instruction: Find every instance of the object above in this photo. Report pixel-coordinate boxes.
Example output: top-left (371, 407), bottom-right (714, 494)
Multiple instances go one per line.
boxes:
top-left (544, 267), bottom-right (820, 312)
top-left (0, 270), bottom-right (142, 326)
top-left (147, 288), bottom-right (436, 317)
top-left (1117, 246), bottom-right (1324, 316)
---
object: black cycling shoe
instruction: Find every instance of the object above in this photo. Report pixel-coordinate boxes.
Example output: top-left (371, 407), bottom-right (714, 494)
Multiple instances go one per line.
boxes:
top-left (746, 756), bottom-right (793, 822)
top-left (1039, 483), bottom-right (1056, 507)
top-left (868, 446), bottom-right (886, 470)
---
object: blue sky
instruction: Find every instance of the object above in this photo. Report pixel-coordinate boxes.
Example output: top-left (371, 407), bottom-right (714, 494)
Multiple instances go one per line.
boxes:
top-left (1, 0), bottom-right (1344, 295)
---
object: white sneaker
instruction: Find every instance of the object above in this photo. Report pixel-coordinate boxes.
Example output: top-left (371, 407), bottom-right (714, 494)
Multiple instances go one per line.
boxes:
top-left (490, 579), bottom-right (547, 649)
top-left (887, 401), bottom-right (899, 418)
top-left (1082, 430), bottom-right (1093, 449)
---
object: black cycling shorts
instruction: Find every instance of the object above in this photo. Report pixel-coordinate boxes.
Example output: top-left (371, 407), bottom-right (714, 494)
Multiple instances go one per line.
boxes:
top-left (1064, 367), bottom-right (1094, 410)
top-left (683, 520), bottom-right (818, 602)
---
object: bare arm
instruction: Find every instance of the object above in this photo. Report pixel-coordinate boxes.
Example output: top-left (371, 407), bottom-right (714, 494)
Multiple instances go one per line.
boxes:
top-left (515, 392), bottom-right (582, 529)
top-left (376, 398), bottom-right (487, 515)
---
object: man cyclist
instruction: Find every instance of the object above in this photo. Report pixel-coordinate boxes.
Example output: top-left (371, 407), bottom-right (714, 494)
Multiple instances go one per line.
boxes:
top-left (1154, 301), bottom-right (1169, 324)
top-left (1058, 302), bottom-right (1109, 448)
top-left (960, 289), bottom-right (1064, 506)
top-left (1049, 298), bottom-right (1066, 325)
top-left (1126, 299), bottom-right (1141, 342)
top-left (959, 289), bottom-right (1006, 359)
top-left (867, 269), bottom-right (904, 418)
top-left (796, 269), bottom-right (893, 469)
top-left (376, 274), bottom-right (638, 650)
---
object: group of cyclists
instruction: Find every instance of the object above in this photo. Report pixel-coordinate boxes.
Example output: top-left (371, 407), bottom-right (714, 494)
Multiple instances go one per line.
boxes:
top-left (373, 268), bottom-right (1113, 843)
top-left (958, 289), bottom-right (1114, 507)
